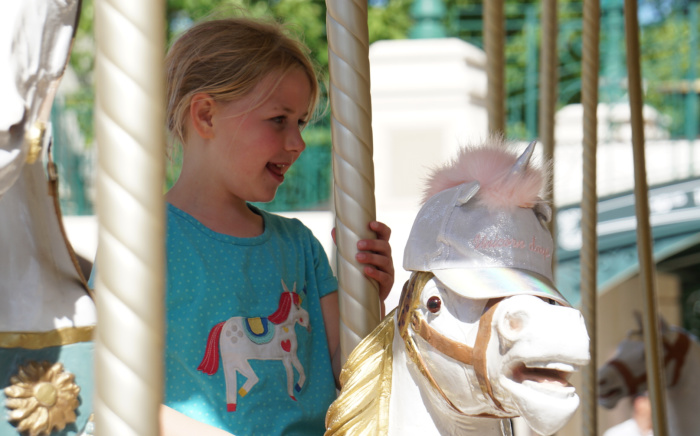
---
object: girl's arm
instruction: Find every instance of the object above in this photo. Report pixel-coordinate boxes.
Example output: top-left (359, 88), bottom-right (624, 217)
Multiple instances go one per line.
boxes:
top-left (160, 405), bottom-right (234, 436)
top-left (320, 291), bottom-right (341, 386)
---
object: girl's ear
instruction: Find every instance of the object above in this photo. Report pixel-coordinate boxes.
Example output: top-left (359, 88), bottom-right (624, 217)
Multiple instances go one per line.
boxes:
top-left (190, 93), bottom-right (216, 139)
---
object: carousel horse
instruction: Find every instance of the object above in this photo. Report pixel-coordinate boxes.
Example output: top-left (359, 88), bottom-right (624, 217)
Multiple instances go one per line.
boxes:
top-left (326, 139), bottom-right (590, 436)
top-left (598, 314), bottom-right (700, 436)
top-left (1, 1), bottom-right (96, 435)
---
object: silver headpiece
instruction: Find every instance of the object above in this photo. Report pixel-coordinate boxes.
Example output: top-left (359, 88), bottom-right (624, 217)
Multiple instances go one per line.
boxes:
top-left (403, 139), bottom-right (568, 306)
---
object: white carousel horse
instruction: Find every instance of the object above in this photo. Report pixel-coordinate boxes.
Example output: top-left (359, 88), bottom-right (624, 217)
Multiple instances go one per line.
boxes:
top-left (326, 273), bottom-right (590, 436)
top-left (326, 139), bottom-right (590, 435)
top-left (198, 281), bottom-right (310, 412)
top-left (0, 0), bottom-right (94, 333)
top-left (598, 315), bottom-right (700, 436)
top-left (1, 1), bottom-right (96, 435)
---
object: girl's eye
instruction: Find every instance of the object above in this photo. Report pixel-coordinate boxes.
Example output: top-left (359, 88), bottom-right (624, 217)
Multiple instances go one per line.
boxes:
top-left (298, 120), bottom-right (308, 130)
top-left (427, 296), bottom-right (441, 313)
top-left (271, 116), bottom-right (285, 124)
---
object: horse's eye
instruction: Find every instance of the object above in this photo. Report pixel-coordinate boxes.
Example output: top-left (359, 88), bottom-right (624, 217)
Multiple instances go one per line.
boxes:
top-left (427, 296), bottom-right (442, 313)
top-left (548, 298), bottom-right (556, 305)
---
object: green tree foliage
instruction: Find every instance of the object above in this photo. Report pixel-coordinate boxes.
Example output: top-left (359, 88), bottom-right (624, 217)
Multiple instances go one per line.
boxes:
top-left (67, 0), bottom-right (415, 145)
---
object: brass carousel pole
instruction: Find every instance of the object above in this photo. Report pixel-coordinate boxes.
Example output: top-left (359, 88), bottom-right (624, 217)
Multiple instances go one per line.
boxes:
top-left (484, 0), bottom-right (506, 135)
top-left (539, 0), bottom-right (558, 238)
top-left (624, 0), bottom-right (669, 434)
top-left (580, 0), bottom-right (600, 434)
top-left (325, 0), bottom-right (380, 364)
top-left (94, 1), bottom-right (166, 434)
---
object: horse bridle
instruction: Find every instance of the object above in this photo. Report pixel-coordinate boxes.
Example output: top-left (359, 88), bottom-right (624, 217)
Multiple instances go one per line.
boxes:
top-left (397, 273), bottom-right (515, 418)
top-left (607, 329), bottom-right (691, 397)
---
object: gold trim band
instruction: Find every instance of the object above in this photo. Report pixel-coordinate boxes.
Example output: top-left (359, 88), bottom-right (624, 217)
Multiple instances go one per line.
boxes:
top-left (0, 326), bottom-right (94, 349)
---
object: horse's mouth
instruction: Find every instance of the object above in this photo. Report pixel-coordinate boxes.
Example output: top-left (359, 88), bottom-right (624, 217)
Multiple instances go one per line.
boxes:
top-left (598, 387), bottom-right (622, 400)
top-left (510, 362), bottom-right (575, 394)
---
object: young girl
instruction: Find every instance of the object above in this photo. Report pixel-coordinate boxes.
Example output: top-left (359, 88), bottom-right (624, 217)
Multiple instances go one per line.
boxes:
top-left (159, 16), bottom-right (395, 436)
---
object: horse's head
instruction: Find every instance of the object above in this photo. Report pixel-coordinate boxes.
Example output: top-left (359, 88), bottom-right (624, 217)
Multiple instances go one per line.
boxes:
top-left (0, 0), bottom-right (80, 197)
top-left (292, 295), bottom-right (310, 331)
top-left (598, 314), bottom-right (693, 409)
top-left (489, 292), bottom-right (588, 433)
top-left (280, 280), bottom-right (310, 331)
top-left (398, 272), bottom-right (589, 435)
top-left (399, 138), bottom-right (590, 434)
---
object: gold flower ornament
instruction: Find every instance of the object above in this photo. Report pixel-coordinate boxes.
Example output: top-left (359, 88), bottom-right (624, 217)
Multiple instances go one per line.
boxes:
top-left (4, 361), bottom-right (80, 436)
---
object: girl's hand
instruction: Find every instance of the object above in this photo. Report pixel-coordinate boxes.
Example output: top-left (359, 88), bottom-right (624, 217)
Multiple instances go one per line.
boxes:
top-left (355, 221), bottom-right (394, 302)
top-left (332, 221), bottom-right (395, 316)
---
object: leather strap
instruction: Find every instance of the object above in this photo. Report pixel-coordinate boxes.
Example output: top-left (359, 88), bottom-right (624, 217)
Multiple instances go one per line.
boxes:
top-left (665, 331), bottom-right (691, 387)
top-left (607, 359), bottom-right (644, 397)
top-left (609, 330), bottom-right (692, 396)
top-left (411, 298), bottom-right (509, 413)
top-left (473, 299), bottom-right (505, 411)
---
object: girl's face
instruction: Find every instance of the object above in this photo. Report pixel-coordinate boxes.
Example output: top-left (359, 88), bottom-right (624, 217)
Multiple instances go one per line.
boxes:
top-left (207, 68), bottom-right (312, 204)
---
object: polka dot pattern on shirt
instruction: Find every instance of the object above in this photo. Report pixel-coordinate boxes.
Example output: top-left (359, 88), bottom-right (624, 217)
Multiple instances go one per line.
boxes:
top-left (164, 204), bottom-right (338, 436)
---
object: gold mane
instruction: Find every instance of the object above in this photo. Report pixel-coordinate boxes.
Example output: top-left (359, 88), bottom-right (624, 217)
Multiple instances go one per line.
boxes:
top-left (324, 312), bottom-right (395, 435)
top-left (325, 272), bottom-right (434, 435)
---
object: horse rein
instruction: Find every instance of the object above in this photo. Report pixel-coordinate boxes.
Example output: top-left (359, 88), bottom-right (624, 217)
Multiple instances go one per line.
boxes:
top-left (397, 273), bottom-right (514, 418)
top-left (607, 330), bottom-right (691, 397)
top-left (410, 298), bottom-right (508, 415)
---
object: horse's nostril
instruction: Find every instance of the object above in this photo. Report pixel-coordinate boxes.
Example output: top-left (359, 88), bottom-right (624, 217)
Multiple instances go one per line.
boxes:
top-left (505, 311), bottom-right (526, 333)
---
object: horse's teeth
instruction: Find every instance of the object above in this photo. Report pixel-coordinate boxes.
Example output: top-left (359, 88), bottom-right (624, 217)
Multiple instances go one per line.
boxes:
top-left (525, 361), bottom-right (574, 372)
top-left (545, 362), bottom-right (575, 372)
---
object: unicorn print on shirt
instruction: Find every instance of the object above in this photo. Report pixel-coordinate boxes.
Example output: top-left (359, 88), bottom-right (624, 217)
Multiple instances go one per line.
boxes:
top-left (197, 280), bottom-right (310, 412)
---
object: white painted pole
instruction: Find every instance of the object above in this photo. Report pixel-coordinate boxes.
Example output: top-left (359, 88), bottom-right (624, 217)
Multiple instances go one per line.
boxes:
top-left (93, 1), bottom-right (166, 435)
top-left (325, 0), bottom-right (380, 364)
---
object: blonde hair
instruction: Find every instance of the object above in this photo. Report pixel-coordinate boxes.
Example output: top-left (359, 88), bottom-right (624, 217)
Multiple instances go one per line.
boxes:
top-left (165, 16), bottom-right (320, 148)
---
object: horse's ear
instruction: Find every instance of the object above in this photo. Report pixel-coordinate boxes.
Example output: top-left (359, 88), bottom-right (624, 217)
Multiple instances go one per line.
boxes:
top-left (633, 310), bottom-right (643, 331)
top-left (659, 314), bottom-right (670, 333)
top-left (281, 280), bottom-right (290, 294)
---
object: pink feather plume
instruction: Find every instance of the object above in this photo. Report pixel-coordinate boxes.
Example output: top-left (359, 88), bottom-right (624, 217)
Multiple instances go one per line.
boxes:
top-left (422, 136), bottom-right (550, 209)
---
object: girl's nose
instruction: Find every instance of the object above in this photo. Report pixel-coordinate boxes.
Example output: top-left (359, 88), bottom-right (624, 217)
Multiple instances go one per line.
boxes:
top-left (286, 129), bottom-right (306, 153)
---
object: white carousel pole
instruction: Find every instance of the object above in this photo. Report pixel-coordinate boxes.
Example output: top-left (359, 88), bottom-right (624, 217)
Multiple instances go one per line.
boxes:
top-left (624, 0), bottom-right (669, 434)
top-left (93, 1), bottom-right (166, 435)
top-left (325, 0), bottom-right (380, 364)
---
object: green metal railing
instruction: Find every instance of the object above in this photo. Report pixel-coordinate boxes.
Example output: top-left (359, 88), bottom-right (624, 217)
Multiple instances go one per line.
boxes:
top-left (449, 0), bottom-right (700, 140)
top-left (51, 95), bottom-right (94, 215)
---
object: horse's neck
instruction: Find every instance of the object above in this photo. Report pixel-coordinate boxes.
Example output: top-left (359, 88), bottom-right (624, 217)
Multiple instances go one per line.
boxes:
top-left (666, 336), bottom-right (700, 436)
top-left (0, 162), bottom-right (94, 332)
top-left (387, 320), bottom-right (510, 436)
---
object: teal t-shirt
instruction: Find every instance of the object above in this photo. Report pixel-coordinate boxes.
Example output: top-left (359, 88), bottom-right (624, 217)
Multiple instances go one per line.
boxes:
top-left (164, 204), bottom-right (338, 435)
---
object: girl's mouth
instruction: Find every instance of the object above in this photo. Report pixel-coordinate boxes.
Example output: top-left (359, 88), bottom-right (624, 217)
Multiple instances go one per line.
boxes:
top-left (267, 163), bottom-right (289, 182)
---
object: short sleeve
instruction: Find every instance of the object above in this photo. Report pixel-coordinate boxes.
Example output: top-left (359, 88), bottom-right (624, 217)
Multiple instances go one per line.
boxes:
top-left (309, 229), bottom-right (337, 298)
